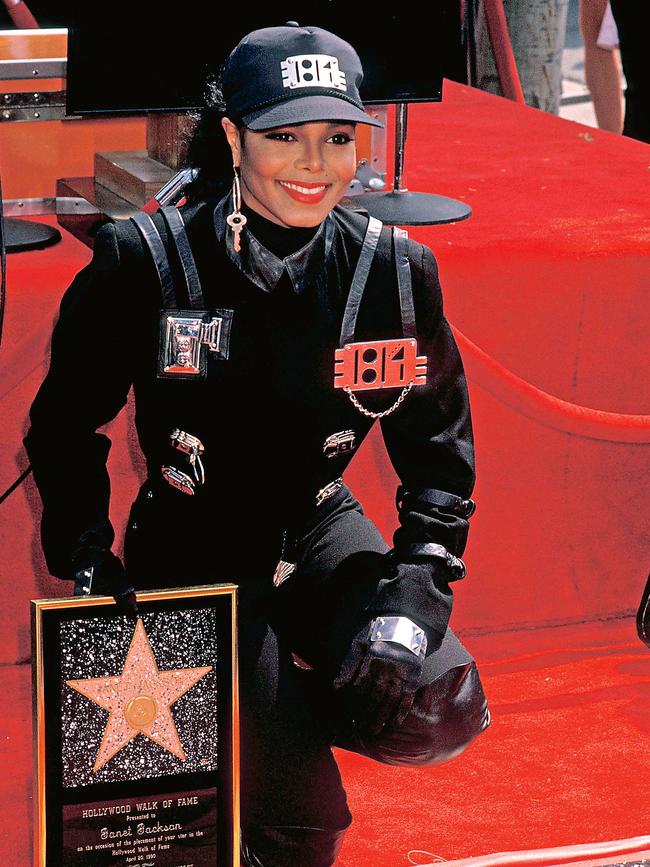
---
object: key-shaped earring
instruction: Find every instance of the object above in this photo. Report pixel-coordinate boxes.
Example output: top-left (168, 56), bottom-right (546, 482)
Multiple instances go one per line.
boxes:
top-left (226, 212), bottom-right (247, 252)
top-left (227, 165), bottom-right (247, 253)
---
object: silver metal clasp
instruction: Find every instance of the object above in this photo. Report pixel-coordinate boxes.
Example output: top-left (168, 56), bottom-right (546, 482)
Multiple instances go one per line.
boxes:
top-left (273, 529), bottom-right (297, 588)
top-left (322, 430), bottom-right (356, 459)
top-left (447, 553), bottom-right (467, 580)
top-left (170, 428), bottom-right (205, 456)
top-left (158, 308), bottom-right (233, 379)
top-left (199, 317), bottom-right (224, 353)
top-left (161, 466), bottom-right (196, 495)
top-left (315, 477), bottom-right (343, 507)
top-left (73, 567), bottom-right (94, 596)
top-left (162, 315), bottom-right (205, 375)
top-left (169, 429), bottom-right (206, 486)
top-left (369, 616), bottom-right (427, 656)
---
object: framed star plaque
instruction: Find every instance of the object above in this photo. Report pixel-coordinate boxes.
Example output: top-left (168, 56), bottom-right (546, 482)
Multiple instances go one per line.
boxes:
top-left (31, 585), bottom-right (238, 867)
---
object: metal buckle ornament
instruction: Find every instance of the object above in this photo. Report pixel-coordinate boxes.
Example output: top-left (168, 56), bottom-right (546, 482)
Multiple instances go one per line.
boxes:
top-left (273, 529), bottom-right (297, 588)
top-left (158, 308), bottom-right (233, 380)
top-left (73, 567), bottom-right (94, 596)
top-left (170, 429), bottom-right (205, 456)
top-left (315, 477), bottom-right (343, 507)
top-left (323, 430), bottom-right (356, 459)
top-left (447, 553), bottom-right (467, 580)
top-left (273, 560), bottom-right (296, 588)
top-left (369, 616), bottom-right (427, 656)
top-left (169, 429), bottom-right (206, 486)
top-left (161, 466), bottom-right (196, 495)
top-left (334, 338), bottom-right (427, 392)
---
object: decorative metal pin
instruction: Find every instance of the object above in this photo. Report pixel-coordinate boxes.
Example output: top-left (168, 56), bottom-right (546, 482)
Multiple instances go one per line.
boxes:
top-left (73, 567), bottom-right (94, 596)
top-left (315, 477), bottom-right (343, 507)
top-left (158, 308), bottom-right (234, 380)
top-left (273, 529), bottom-right (296, 587)
top-left (170, 429), bottom-right (205, 456)
top-left (323, 430), bottom-right (356, 459)
top-left (273, 560), bottom-right (296, 588)
top-left (334, 338), bottom-right (427, 392)
top-left (170, 429), bottom-right (206, 486)
top-left (161, 466), bottom-right (196, 496)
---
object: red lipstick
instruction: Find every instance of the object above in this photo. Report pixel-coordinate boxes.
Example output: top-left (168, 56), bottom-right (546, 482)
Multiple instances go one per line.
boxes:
top-left (277, 180), bottom-right (330, 204)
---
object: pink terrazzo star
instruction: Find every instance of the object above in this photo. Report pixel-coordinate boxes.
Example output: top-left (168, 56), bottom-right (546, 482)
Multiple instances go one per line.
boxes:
top-left (66, 618), bottom-right (212, 772)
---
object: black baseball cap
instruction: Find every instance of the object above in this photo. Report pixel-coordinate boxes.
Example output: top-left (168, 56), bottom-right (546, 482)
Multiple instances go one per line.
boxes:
top-left (222, 23), bottom-right (384, 130)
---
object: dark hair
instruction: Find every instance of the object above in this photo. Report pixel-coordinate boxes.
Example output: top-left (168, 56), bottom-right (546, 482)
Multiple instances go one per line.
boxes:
top-left (182, 68), bottom-right (243, 204)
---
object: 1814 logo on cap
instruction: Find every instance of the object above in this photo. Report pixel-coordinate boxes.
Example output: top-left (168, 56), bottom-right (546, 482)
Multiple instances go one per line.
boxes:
top-left (281, 54), bottom-right (347, 91)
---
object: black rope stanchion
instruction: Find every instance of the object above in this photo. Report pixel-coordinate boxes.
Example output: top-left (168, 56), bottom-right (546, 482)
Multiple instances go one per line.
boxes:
top-left (0, 177), bottom-right (36, 506)
top-left (354, 102), bottom-right (472, 226)
top-left (0, 466), bottom-right (32, 506)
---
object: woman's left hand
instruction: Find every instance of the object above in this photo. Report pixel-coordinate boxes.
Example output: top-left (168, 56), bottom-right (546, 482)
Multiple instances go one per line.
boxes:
top-left (333, 624), bottom-right (424, 736)
top-left (72, 546), bottom-right (138, 617)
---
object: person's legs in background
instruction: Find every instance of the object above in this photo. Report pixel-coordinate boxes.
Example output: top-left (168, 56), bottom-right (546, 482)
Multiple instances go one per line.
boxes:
top-left (609, 0), bottom-right (650, 143)
top-left (579, 0), bottom-right (623, 133)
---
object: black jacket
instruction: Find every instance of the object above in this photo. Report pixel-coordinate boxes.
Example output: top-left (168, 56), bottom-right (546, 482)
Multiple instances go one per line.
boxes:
top-left (23, 194), bottom-right (475, 639)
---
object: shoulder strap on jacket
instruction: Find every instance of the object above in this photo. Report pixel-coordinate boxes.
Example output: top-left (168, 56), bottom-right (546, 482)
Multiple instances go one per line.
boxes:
top-left (130, 208), bottom-right (205, 310)
top-left (392, 226), bottom-right (417, 340)
top-left (158, 206), bottom-right (205, 309)
top-left (130, 211), bottom-right (176, 308)
top-left (339, 215), bottom-right (383, 347)
top-left (338, 216), bottom-right (419, 347)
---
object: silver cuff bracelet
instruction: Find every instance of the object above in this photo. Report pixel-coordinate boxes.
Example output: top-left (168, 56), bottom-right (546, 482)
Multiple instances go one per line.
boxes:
top-left (402, 542), bottom-right (467, 579)
top-left (368, 616), bottom-right (427, 656)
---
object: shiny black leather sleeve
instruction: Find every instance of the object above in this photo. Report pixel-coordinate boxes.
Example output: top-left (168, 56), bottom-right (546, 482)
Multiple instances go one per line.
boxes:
top-left (373, 242), bottom-right (476, 641)
top-left (23, 223), bottom-right (132, 580)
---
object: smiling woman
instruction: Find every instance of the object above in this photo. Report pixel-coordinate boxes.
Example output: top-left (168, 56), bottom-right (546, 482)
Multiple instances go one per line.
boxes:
top-left (23, 21), bottom-right (490, 867)
top-left (221, 120), bottom-right (358, 227)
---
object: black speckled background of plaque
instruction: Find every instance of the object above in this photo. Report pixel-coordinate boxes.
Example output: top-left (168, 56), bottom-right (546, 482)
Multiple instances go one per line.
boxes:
top-left (60, 610), bottom-right (219, 788)
top-left (62, 787), bottom-right (217, 866)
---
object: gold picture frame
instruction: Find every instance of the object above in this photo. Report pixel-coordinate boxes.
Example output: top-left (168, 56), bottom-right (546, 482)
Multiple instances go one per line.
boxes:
top-left (31, 585), bottom-right (239, 867)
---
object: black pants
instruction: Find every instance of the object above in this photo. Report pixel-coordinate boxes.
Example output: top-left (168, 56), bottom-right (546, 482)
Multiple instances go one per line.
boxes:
top-left (125, 481), bottom-right (490, 866)
top-left (610, 1), bottom-right (650, 143)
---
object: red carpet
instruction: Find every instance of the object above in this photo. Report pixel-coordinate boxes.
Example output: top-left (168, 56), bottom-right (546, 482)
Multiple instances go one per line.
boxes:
top-left (2, 620), bottom-right (648, 865)
top-left (334, 619), bottom-right (650, 866)
top-left (1, 83), bottom-right (649, 863)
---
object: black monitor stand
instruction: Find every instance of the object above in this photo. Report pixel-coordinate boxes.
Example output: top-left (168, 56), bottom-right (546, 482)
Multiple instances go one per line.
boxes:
top-left (3, 218), bottom-right (61, 253)
top-left (353, 103), bottom-right (472, 226)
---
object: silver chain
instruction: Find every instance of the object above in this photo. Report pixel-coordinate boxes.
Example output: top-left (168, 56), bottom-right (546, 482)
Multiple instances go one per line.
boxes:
top-left (344, 381), bottom-right (414, 419)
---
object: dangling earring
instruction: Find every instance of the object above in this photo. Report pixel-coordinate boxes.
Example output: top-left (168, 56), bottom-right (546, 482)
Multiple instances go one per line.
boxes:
top-left (226, 164), bottom-right (247, 253)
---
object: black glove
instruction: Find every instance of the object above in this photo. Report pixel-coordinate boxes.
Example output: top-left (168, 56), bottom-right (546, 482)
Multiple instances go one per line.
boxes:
top-left (71, 546), bottom-right (138, 616)
top-left (333, 620), bottom-right (425, 737)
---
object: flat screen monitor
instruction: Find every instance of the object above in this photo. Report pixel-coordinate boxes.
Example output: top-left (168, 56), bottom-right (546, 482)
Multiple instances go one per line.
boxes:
top-left (63, 4), bottom-right (463, 115)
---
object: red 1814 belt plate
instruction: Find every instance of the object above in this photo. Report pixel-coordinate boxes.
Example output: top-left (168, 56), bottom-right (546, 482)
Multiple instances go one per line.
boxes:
top-left (334, 338), bottom-right (427, 391)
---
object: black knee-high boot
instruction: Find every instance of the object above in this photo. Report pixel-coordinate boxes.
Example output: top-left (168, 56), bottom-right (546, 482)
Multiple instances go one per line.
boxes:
top-left (334, 660), bottom-right (490, 766)
top-left (241, 823), bottom-right (349, 867)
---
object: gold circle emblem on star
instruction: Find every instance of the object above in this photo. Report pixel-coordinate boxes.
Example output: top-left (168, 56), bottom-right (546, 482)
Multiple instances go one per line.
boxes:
top-left (125, 695), bottom-right (158, 728)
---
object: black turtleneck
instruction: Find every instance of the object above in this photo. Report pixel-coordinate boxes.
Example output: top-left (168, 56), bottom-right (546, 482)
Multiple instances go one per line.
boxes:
top-left (240, 200), bottom-right (320, 260)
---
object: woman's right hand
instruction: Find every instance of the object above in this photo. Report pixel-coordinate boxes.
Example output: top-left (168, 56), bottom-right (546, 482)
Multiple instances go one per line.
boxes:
top-left (72, 546), bottom-right (138, 616)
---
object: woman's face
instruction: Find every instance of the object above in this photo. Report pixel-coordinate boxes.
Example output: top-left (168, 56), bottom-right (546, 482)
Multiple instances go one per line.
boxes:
top-left (222, 117), bottom-right (357, 228)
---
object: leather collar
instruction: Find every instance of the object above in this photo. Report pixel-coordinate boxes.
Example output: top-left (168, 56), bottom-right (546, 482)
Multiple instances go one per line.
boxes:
top-left (212, 191), bottom-right (336, 294)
